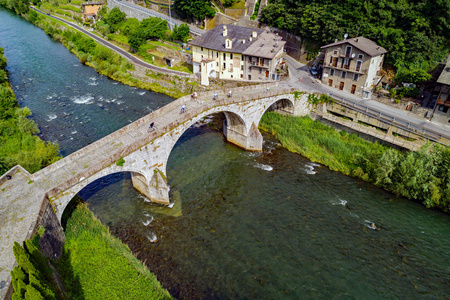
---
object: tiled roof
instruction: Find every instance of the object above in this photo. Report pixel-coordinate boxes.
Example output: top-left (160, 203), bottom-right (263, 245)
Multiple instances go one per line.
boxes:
top-left (437, 57), bottom-right (450, 85)
top-left (321, 36), bottom-right (387, 57)
top-left (243, 31), bottom-right (285, 59)
top-left (189, 24), bottom-right (264, 54)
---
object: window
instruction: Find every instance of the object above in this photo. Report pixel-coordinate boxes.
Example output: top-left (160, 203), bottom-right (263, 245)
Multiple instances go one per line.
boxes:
top-left (223, 53), bottom-right (226, 60)
top-left (330, 69), bottom-right (335, 76)
top-left (333, 50), bottom-right (338, 55)
top-left (438, 105), bottom-right (449, 113)
top-left (358, 54), bottom-right (363, 59)
top-left (353, 74), bottom-right (359, 81)
top-left (342, 71), bottom-right (347, 78)
top-left (230, 53), bottom-right (233, 59)
top-left (241, 74), bottom-right (243, 78)
top-left (355, 60), bottom-right (362, 72)
top-left (217, 52), bottom-right (218, 58)
top-left (201, 47), bottom-right (203, 51)
top-left (345, 46), bottom-right (352, 57)
top-left (248, 75), bottom-right (251, 80)
top-left (223, 62), bottom-right (226, 69)
top-left (249, 66), bottom-right (252, 71)
top-left (242, 55), bottom-right (244, 61)
top-left (216, 62), bottom-right (218, 67)
top-left (241, 65), bottom-right (244, 71)
top-left (231, 75), bottom-right (233, 78)
top-left (259, 68), bottom-right (262, 74)
top-left (329, 56), bottom-right (333, 65)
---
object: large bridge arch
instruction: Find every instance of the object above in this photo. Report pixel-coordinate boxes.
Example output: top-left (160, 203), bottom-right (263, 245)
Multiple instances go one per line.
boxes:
top-left (51, 164), bottom-right (152, 220)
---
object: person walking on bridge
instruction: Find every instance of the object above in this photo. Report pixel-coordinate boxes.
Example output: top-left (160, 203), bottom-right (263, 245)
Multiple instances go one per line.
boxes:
top-left (148, 122), bottom-right (156, 132)
top-left (181, 104), bottom-right (186, 113)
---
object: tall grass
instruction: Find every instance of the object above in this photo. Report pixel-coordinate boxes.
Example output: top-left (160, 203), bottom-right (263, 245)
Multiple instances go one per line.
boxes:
top-left (260, 112), bottom-right (450, 212)
top-left (59, 203), bottom-right (172, 300)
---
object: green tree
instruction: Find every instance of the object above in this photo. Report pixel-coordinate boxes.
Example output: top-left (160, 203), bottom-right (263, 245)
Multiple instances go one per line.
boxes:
top-left (394, 67), bottom-right (432, 84)
top-left (103, 7), bottom-right (127, 33)
top-left (171, 24), bottom-right (190, 42)
top-left (120, 18), bottom-right (140, 36)
top-left (174, 0), bottom-right (215, 20)
top-left (11, 241), bottom-right (56, 300)
top-left (128, 30), bottom-right (146, 52)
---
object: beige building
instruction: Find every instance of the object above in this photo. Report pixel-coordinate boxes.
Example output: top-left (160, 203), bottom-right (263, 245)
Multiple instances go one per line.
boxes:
top-left (321, 36), bottom-right (387, 98)
top-left (430, 58), bottom-right (450, 123)
top-left (189, 24), bottom-right (285, 85)
top-left (81, 1), bottom-right (103, 22)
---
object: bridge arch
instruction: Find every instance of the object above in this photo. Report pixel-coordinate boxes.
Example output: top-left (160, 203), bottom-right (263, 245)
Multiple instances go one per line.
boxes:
top-left (157, 108), bottom-right (249, 175)
top-left (52, 166), bottom-right (151, 220)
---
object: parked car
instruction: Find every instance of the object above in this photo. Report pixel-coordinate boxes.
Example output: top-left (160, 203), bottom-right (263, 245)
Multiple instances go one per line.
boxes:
top-left (310, 66), bottom-right (318, 76)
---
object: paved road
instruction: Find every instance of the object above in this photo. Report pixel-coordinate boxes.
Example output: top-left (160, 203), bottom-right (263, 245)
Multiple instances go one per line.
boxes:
top-left (31, 6), bottom-right (191, 77)
top-left (282, 55), bottom-right (450, 140)
top-left (110, 0), bottom-right (205, 36)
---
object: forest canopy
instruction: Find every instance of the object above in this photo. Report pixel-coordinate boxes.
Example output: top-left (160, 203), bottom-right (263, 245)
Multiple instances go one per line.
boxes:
top-left (260, 0), bottom-right (450, 73)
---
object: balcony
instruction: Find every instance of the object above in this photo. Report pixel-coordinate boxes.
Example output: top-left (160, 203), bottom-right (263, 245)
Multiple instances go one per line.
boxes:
top-left (326, 64), bottom-right (366, 75)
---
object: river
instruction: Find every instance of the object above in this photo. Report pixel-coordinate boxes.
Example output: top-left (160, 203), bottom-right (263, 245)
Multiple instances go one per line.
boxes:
top-left (1, 7), bottom-right (449, 299)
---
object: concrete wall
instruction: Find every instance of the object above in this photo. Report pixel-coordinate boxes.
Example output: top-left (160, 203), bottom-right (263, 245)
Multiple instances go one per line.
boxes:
top-left (108, 0), bottom-right (150, 21)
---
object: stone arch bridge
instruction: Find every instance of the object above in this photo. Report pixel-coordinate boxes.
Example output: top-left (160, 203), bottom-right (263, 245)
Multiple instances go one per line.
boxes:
top-left (10, 84), bottom-right (312, 219)
top-left (0, 84), bottom-right (312, 297)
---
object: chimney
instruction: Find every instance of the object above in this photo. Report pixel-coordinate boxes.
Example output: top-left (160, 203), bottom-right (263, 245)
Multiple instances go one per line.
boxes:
top-left (252, 31), bottom-right (257, 38)
top-left (223, 25), bottom-right (227, 37)
top-left (249, 37), bottom-right (252, 42)
top-left (242, 39), bottom-right (245, 44)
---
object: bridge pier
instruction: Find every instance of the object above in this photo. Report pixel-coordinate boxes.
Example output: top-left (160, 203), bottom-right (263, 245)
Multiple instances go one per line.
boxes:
top-left (131, 170), bottom-right (170, 205)
top-left (224, 122), bottom-right (263, 151)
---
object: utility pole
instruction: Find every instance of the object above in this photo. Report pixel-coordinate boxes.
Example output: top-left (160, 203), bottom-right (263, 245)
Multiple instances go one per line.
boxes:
top-left (168, 0), bottom-right (172, 30)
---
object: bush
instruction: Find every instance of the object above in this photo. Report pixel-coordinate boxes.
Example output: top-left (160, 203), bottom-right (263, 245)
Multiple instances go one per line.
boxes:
top-left (10, 240), bottom-right (57, 300)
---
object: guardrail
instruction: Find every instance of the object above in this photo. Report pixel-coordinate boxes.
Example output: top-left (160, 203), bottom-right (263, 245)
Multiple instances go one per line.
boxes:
top-left (328, 93), bottom-right (450, 145)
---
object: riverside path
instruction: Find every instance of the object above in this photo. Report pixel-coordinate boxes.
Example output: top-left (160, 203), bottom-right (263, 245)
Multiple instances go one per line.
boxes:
top-left (0, 84), bottom-right (309, 299)
top-left (31, 6), bottom-right (192, 77)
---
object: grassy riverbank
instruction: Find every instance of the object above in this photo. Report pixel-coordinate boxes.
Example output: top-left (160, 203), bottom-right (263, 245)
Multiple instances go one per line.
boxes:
top-left (0, 1), bottom-right (194, 98)
top-left (259, 112), bottom-right (450, 212)
top-left (59, 202), bottom-right (172, 299)
top-left (0, 47), bottom-right (60, 175)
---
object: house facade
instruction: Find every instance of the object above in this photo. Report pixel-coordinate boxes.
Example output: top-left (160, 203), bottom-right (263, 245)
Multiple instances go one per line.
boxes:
top-left (190, 24), bottom-right (285, 84)
top-left (81, 1), bottom-right (103, 22)
top-left (321, 36), bottom-right (387, 98)
top-left (430, 58), bottom-right (450, 123)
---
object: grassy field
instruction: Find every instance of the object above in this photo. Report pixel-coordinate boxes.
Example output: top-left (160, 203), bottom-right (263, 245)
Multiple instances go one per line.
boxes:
top-left (59, 203), bottom-right (172, 300)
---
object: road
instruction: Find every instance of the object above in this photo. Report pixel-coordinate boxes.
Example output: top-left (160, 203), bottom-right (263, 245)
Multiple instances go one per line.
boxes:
top-left (110, 0), bottom-right (205, 36)
top-left (282, 55), bottom-right (450, 140)
top-left (31, 7), bottom-right (191, 77)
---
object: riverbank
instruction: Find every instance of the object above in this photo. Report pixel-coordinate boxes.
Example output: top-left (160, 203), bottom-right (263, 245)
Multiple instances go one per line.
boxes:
top-left (0, 47), bottom-right (60, 175)
top-left (58, 200), bottom-right (172, 299)
top-left (0, 2), bottom-right (257, 99)
top-left (259, 112), bottom-right (450, 212)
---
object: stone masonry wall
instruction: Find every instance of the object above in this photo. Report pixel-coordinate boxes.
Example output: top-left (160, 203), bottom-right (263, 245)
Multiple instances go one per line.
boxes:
top-left (35, 198), bottom-right (65, 259)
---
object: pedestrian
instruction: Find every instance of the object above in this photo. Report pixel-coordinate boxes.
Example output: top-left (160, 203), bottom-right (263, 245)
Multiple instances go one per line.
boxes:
top-left (228, 90), bottom-right (232, 98)
top-left (193, 91), bottom-right (198, 100)
top-left (148, 122), bottom-right (156, 132)
top-left (181, 104), bottom-right (186, 113)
